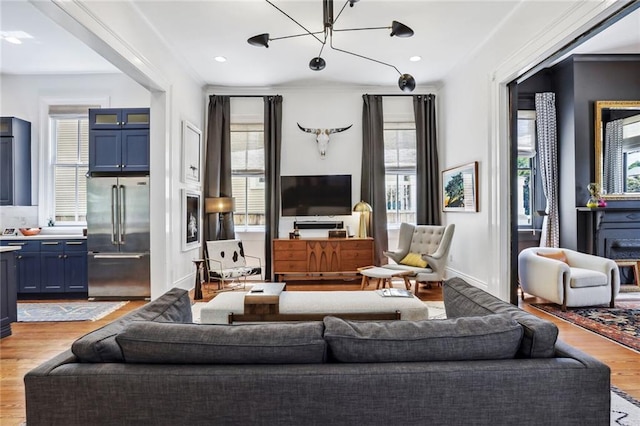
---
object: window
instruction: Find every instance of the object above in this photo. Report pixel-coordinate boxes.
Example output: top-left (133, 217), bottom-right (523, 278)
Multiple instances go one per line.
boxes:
top-left (517, 110), bottom-right (536, 228)
top-left (384, 122), bottom-right (417, 225)
top-left (50, 114), bottom-right (89, 224)
top-left (230, 123), bottom-right (265, 229)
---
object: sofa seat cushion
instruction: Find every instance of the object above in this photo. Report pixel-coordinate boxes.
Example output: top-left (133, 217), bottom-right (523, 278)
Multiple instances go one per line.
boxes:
top-left (569, 267), bottom-right (607, 288)
top-left (443, 277), bottom-right (558, 358)
top-left (71, 288), bottom-right (192, 362)
top-left (116, 321), bottom-right (326, 364)
top-left (323, 314), bottom-right (523, 363)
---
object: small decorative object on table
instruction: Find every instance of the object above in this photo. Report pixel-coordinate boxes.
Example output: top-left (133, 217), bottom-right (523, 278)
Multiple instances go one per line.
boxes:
top-left (19, 227), bottom-right (41, 236)
top-left (586, 182), bottom-right (605, 208)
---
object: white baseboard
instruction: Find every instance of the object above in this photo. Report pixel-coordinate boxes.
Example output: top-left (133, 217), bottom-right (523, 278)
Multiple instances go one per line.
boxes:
top-left (444, 267), bottom-right (488, 291)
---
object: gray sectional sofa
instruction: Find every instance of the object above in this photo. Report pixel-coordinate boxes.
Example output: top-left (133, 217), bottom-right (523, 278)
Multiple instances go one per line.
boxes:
top-left (24, 278), bottom-right (611, 426)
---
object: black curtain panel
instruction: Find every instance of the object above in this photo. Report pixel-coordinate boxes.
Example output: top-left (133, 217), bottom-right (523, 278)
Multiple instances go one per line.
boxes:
top-left (204, 95), bottom-right (234, 241)
top-left (413, 94), bottom-right (441, 225)
top-left (361, 94), bottom-right (389, 265)
top-left (263, 95), bottom-right (283, 280)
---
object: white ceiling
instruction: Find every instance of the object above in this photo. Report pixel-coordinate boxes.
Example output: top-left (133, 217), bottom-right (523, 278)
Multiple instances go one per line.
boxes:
top-left (1, 1), bottom-right (639, 88)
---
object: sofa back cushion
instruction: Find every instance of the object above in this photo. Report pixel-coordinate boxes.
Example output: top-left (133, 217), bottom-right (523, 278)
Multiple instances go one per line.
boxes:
top-left (116, 321), bottom-right (327, 364)
top-left (443, 277), bottom-right (558, 358)
top-left (71, 287), bottom-right (192, 362)
top-left (323, 314), bottom-right (522, 363)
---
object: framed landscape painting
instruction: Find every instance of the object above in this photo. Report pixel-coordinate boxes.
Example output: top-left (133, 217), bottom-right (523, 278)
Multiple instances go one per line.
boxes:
top-left (442, 161), bottom-right (478, 212)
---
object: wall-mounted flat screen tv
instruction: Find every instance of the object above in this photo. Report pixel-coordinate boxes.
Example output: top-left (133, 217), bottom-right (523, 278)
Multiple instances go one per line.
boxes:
top-left (281, 175), bottom-right (352, 216)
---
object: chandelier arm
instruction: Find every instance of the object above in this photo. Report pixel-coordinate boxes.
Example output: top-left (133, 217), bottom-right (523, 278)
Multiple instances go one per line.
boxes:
top-left (332, 26), bottom-right (391, 33)
top-left (329, 38), bottom-right (402, 76)
top-left (270, 31), bottom-right (325, 42)
top-left (266, 0), bottom-right (324, 44)
top-left (332, 0), bottom-right (351, 26)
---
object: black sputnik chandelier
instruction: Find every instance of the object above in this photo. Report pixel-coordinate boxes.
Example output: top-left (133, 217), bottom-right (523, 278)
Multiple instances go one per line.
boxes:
top-left (247, 0), bottom-right (416, 92)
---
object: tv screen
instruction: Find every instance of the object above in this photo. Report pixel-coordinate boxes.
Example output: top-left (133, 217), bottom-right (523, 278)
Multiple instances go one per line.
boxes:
top-left (281, 175), bottom-right (352, 216)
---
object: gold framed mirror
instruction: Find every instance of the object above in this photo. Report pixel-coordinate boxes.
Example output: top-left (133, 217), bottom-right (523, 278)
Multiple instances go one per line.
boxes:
top-left (594, 100), bottom-right (640, 200)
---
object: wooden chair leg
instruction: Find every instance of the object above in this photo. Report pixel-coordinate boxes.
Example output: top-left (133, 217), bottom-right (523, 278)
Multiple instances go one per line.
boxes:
top-left (402, 277), bottom-right (411, 290)
top-left (360, 275), bottom-right (368, 290)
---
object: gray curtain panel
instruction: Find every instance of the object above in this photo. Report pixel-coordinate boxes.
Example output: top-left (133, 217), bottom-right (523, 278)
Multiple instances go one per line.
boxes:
top-left (535, 92), bottom-right (559, 248)
top-left (204, 95), bottom-right (235, 241)
top-left (413, 94), bottom-right (441, 225)
top-left (264, 95), bottom-right (283, 281)
top-left (603, 119), bottom-right (624, 194)
top-left (362, 94), bottom-right (389, 265)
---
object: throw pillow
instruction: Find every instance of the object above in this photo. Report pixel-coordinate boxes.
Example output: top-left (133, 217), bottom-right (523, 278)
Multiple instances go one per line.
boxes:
top-left (537, 250), bottom-right (568, 264)
top-left (116, 321), bottom-right (327, 364)
top-left (323, 314), bottom-right (523, 363)
top-left (399, 252), bottom-right (428, 268)
top-left (71, 287), bottom-right (193, 362)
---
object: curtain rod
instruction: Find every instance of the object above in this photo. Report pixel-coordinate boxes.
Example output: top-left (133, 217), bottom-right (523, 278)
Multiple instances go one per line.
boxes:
top-left (215, 94), bottom-right (434, 98)
top-left (364, 94), bottom-right (434, 97)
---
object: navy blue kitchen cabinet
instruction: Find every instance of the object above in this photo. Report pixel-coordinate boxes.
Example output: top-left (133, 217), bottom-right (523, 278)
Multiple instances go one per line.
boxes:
top-left (89, 108), bottom-right (150, 173)
top-left (0, 117), bottom-right (31, 206)
top-left (1, 249), bottom-right (17, 338)
top-left (2, 240), bottom-right (41, 293)
top-left (63, 241), bottom-right (88, 292)
top-left (1, 239), bottom-right (87, 294)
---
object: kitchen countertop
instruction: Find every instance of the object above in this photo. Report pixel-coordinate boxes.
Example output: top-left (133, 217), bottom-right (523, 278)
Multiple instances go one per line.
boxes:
top-left (0, 246), bottom-right (22, 253)
top-left (0, 235), bottom-right (86, 240)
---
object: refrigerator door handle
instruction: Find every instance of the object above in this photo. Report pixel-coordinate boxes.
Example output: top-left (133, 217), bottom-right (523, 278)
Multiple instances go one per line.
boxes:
top-left (92, 254), bottom-right (143, 259)
top-left (119, 185), bottom-right (126, 244)
top-left (111, 185), bottom-right (118, 245)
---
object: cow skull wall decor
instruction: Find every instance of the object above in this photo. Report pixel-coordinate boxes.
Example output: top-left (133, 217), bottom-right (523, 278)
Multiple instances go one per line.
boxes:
top-left (297, 123), bottom-right (353, 159)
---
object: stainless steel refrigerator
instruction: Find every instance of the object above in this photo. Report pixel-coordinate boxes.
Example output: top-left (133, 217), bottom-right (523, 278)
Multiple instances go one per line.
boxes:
top-left (87, 176), bottom-right (150, 299)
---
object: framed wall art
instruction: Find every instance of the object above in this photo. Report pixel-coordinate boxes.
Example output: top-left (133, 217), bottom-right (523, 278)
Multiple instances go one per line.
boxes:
top-left (442, 161), bottom-right (478, 212)
top-left (182, 120), bottom-right (202, 186)
top-left (182, 189), bottom-right (201, 251)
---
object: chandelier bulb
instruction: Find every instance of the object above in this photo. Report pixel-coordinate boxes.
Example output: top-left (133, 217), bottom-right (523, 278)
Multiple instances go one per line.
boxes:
top-left (309, 57), bottom-right (326, 71)
top-left (398, 74), bottom-right (416, 92)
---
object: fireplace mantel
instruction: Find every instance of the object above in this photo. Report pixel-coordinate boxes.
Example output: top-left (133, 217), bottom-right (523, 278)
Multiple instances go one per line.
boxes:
top-left (577, 207), bottom-right (640, 258)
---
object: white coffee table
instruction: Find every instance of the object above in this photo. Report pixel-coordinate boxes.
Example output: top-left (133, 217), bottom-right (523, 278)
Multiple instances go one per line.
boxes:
top-left (358, 266), bottom-right (413, 290)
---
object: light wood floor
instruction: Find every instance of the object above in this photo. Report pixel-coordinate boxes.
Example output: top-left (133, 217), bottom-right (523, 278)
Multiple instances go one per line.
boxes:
top-left (1, 282), bottom-right (639, 425)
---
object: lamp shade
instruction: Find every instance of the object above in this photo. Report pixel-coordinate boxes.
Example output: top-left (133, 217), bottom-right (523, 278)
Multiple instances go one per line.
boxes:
top-left (390, 21), bottom-right (414, 38)
top-left (247, 33), bottom-right (270, 48)
top-left (398, 73), bottom-right (416, 92)
top-left (353, 201), bottom-right (372, 238)
top-left (205, 197), bottom-right (235, 214)
top-left (353, 201), bottom-right (373, 213)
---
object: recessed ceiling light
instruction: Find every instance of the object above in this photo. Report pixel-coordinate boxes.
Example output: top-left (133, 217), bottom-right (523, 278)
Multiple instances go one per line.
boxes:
top-left (4, 37), bottom-right (22, 45)
top-left (1, 30), bottom-right (33, 45)
top-left (214, 56), bottom-right (227, 63)
top-left (409, 56), bottom-right (422, 62)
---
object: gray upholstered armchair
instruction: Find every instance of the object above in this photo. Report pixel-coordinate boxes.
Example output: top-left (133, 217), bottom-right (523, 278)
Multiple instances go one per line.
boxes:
top-left (383, 223), bottom-right (455, 294)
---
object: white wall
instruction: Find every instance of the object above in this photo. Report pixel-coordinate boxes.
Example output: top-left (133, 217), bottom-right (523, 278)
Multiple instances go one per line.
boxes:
top-left (209, 86), bottom-right (426, 269)
top-left (0, 73), bottom-right (149, 228)
top-left (439, 0), bottom-right (628, 299)
top-left (10, 1), bottom-right (206, 299)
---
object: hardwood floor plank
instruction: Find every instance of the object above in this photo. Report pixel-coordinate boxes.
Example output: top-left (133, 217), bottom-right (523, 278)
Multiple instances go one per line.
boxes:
top-left (2, 284), bottom-right (639, 424)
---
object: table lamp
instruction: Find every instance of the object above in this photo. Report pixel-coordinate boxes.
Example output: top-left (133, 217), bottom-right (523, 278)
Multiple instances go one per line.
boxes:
top-left (353, 201), bottom-right (373, 238)
top-left (205, 196), bottom-right (235, 240)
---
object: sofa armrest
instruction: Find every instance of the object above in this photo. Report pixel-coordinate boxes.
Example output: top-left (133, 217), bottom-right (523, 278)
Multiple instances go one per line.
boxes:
top-left (24, 349), bottom-right (78, 378)
top-left (554, 340), bottom-right (611, 374)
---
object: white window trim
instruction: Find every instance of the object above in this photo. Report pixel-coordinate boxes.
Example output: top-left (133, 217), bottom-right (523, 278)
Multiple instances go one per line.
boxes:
top-left (38, 96), bottom-right (109, 227)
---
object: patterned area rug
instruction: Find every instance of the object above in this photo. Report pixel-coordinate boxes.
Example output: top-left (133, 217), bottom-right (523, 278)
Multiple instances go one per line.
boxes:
top-left (612, 386), bottom-right (640, 426)
top-left (17, 301), bottom-right (128, 322)
top-left (531, 301), bottom-right (640, 352)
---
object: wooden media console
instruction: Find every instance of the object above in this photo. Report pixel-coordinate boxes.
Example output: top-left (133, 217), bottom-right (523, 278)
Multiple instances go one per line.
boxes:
top-left (273, 237), bottom-right (374, 281)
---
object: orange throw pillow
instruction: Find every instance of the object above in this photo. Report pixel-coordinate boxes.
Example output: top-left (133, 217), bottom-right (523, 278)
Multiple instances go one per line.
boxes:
top-left (537, 250), bottom-right (568, 264)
